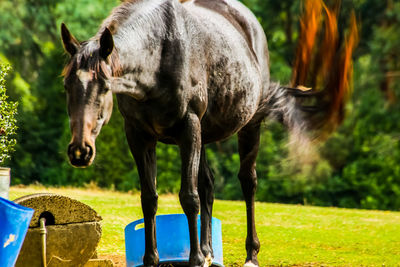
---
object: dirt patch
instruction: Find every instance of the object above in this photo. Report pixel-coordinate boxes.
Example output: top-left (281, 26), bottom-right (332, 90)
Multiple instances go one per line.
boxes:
top-left (99, 255), bottom-right (126, 267)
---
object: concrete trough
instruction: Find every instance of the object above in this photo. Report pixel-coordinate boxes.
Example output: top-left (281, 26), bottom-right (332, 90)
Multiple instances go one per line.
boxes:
top-left (13, 193), bottom-right (107, 267)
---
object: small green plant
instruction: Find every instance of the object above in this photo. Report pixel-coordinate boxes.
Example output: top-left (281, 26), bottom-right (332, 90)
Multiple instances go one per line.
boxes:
top-left (0, 64), bottom-right (17, 164)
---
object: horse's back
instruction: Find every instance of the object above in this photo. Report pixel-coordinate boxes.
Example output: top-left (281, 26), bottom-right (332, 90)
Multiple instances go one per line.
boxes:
top-left (181, 0), bottom-right (270, 143)
top-left (182, 0), bottom-right (267, 60)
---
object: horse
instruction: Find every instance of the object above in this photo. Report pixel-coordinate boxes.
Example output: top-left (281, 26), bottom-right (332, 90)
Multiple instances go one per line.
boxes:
top-left (61, 0), bottom-right (357, 266)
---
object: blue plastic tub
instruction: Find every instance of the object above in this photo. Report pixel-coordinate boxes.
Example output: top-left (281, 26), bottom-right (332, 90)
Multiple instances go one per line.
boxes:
top-left (0, 197), bottom-right (34, 267)
top-left (125, 214), bottom-right (223, 267)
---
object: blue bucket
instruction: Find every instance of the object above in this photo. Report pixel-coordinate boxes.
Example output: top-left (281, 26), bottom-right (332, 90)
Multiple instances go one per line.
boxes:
top-left (0, 197), bottom-right (34, 267)
top-left (125, 214), bottom-right (223, 266)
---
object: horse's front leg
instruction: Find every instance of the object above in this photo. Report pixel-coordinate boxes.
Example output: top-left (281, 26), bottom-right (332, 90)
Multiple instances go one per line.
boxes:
top-left (125, 126), bottom-right (159, 267)
top-left (178, 112), bottom-right (205, 267)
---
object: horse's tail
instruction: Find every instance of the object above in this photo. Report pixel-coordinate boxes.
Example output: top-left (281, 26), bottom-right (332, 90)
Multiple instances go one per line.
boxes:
top-left (263, 0), bottom-right (358, 143)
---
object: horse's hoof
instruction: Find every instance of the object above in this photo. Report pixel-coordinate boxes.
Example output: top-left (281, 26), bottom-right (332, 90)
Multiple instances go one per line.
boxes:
top-left (189, 252), bottom-right (206, 267)
top-left (243, 261), bottom-right (259, 267)
top-left (204, 253), bottom-right (213, 267)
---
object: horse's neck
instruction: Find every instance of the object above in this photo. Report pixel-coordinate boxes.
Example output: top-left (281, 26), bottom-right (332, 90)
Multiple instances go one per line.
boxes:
top-left (112, 0), bottom-right (181, 73)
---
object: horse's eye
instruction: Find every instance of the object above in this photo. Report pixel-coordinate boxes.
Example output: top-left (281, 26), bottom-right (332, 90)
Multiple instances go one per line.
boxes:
top-left (101, 80), bottom-right (112, 93)
top-left (105, 81), bottom-right (111, 89)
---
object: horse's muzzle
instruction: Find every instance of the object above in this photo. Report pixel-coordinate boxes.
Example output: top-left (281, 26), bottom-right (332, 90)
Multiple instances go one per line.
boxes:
top-left (68, 142), bottom-right (94, 167)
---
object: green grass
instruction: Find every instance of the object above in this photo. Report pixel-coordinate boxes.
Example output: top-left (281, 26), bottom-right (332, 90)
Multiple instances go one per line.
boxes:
top-left (9, 186), bottom-right (400, 266)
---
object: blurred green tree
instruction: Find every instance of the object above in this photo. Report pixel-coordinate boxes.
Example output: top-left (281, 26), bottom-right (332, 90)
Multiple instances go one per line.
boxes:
top-left (0, 64), bottom-right (18, 164)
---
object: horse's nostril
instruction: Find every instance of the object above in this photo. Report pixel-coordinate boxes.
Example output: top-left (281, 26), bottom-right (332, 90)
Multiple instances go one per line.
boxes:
top-left (68, 144), bottom-right (74, 156)
top-left (85, 144), bottom-right (93, 160)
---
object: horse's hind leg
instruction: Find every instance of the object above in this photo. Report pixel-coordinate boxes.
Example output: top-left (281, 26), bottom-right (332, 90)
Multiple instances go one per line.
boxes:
top-left (238, 123), bottom-right (261, 267)
top-left (125, 126), bottom-right (159, 267)
top-left (198, 146), bottom-right (215, 264)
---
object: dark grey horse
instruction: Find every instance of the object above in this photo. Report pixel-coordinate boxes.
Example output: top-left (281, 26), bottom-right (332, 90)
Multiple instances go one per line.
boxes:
top-left (61, 0), bottom-right (357, 266)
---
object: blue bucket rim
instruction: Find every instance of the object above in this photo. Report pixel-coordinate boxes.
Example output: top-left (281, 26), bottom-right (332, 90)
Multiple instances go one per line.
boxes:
top-left (125, 213), bottom-right (221, 229)
top-left (0, 197), bottom-right (34, 212)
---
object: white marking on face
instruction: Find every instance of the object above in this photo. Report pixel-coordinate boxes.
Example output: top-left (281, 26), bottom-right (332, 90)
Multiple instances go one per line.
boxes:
top-left (76, 70), bottom-right (93, 90)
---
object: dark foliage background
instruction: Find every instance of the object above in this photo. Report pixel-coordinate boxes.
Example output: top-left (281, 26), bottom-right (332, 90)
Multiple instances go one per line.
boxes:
top-left (1, 0), bottom-right (399, 210)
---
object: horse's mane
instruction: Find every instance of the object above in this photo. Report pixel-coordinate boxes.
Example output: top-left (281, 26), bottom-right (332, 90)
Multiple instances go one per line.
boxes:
top-left (63, 0), bottom-right (182, 80)
top-left (99, 0), bottom-right (173, 36)
top-left (63, 0), bottom-right (164, 79)
top-left (62, 41), bottom-right (122, 79)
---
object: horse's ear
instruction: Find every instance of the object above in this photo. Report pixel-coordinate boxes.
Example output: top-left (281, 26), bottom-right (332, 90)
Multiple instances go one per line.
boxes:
top-left (61, 23), bottom-right (80, 56)
top-left (99, 28), bottom-right (114, 60)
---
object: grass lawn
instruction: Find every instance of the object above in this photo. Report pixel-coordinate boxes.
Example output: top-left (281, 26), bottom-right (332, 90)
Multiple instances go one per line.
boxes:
top-left (9, 186), bottom-right (400, 266)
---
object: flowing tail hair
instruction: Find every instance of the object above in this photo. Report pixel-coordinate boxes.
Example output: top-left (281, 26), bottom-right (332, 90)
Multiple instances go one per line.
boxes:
top-left (263, 0), bottom-right (359, 145)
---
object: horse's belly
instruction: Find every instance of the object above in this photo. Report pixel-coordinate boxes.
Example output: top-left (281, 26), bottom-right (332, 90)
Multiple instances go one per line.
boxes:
top-left (201, 114), bottom-right (252, 144)
top-left (201, 83), bottom-right (261, 143)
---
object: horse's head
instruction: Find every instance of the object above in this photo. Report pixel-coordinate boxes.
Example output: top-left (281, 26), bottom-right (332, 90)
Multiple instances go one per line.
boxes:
top-left (61, 23), bottom-right (117, 167)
